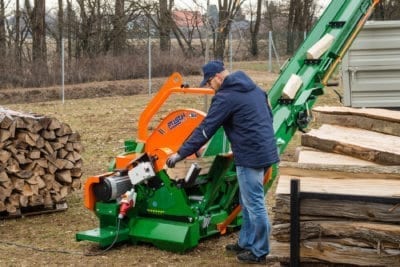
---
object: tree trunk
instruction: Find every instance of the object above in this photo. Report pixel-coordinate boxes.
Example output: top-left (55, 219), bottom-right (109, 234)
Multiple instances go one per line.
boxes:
top-left (66, 0), bottom-right (73, 65)
top-left (249, 0), bottom-right (262, 57)
top-left (286, 0), bottom-right (296, 54)
top-left (159, 0), bottom-right (172, 52)
top-left (31, 0), bottom-right (48, 86)
top-left (215, 0), bottom-right (242, 60)
top-left (0, 0), bottom-right (5, 60)
top-left (57, 0), bottom-right (64, 55)
top-left (15, 0), bottom-right (22, 68)
top-left (113, 0), bottom-right (125, 56)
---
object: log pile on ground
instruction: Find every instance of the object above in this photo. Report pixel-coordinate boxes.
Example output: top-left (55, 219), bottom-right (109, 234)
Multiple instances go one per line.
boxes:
top-left (272, 106), bottom-right (400, 266)
top-left (0, 107), bottom-right (83, 217)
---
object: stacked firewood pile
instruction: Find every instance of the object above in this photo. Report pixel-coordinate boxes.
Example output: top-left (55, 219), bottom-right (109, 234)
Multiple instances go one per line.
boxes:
top-left (271, 106), bottom-right (400, 266)
top-left (0, 107), bottom-right (83, 217)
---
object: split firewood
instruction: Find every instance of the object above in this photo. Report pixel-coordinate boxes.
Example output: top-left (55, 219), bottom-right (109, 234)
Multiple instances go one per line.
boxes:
top-left (0, 107), bottom-right (83, 216)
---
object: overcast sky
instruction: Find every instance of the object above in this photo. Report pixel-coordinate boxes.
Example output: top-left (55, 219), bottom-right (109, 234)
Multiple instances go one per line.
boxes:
top-left (8, 0), bottom-right (332, 14)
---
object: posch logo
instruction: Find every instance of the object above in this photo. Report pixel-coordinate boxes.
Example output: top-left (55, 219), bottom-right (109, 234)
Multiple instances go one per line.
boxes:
top-left (167, 113), bottom-right (186, 130)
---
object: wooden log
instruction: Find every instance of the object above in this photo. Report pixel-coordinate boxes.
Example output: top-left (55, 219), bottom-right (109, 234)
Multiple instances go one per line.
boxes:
top-left (69, 132), bottom-right (81, 142)
top-left (276, 175), bottom-right (400, 199)
top-left (274, 175), bottom-right (400, 223)
top-left (28, 194), bottom-right (44, 206)
top-left (71, 178), bottom-right (81, 190)
top-left (70, 168), bottom-right (82, 178)
top-left (19, 195), bottom-right (29, 207)
top-left (56, 135), bottom-right (69, 145)
top-left (301, 124), bottom-right (400, 165)
top-left (270, 239), bottom-right (400, 266)
top-left (279, 161), bottom-right (400, 180)
top-left (0, 182), bottom-right (12, 202)
top-left (0, 129), bottom-right (11, 142)
top-left (0, 170), bottom-right (8, 182)
top-left (0, 150), bottom-right (11, 163)
top-left (0, 113), bottom-right (13, 129)
top-left (29, 149), bottom-right (41, 159)
top-left (0, 107), bottom-right (83, 215)
top-left (56, 123), bottom-right (72, 136)
top-left (295, 146), bottom-right (380, 166)
top-left (7, 193), bottom-right (20, 212)
top-left (55, 170), bottom-right (72, 184)
top-left (17, 132), bottom-right (37, 147)
top-left (313, 106), bottom-right (400, 137)
top-left (57, 148), bottom-right (69, 159)
top-left (42, 130), bottom-right (56, 140)
top-left (274, 194), bottom-right (400, 224)
top-left (273, 221), bottom-right (400, 247)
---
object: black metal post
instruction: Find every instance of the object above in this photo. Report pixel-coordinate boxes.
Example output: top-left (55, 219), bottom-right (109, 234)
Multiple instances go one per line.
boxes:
top-left (290, 179), bottom-right (300, 267)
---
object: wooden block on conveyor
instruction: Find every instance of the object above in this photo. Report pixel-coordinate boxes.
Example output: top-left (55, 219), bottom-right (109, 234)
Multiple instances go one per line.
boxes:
top-left (301, 124), bottom-right (400, 165)
top-left (306, 33), bottom-right (335, 60)
top-left (313, 106), bottom-right (400, 137)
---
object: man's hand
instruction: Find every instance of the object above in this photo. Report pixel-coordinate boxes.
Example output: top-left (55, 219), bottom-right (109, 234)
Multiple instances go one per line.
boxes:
top-left (166, 153), bottom-right (183, 168)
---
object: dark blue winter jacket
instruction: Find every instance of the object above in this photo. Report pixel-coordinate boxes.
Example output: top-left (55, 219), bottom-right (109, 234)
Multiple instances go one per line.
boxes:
top-left (178, 71), bottom-right (279, 168)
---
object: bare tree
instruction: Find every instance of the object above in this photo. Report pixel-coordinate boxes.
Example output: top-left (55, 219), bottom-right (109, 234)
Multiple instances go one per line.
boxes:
top-left (170, 9), bottom-right (204, 57)
top-left (57, 0), bottom-right (64, 55)
top-left (249, 0), bottom-right (262, 57)
top-left (286, 0), bottom-right (316, 54)
top-left (112, 0), bottom-right (125, 56)
top-left (373, 0), bottom-right (400, 20)
top-left (264, 0), bottom-right (279, 32)
top-left (25, 0), bottom-right (48, 85)
top-left (66, 0), bottom-right (74, 65)
top-left (215, 0), bottom-right (243, 60)
top-left (0, 0), bottom-right (5, 60)
top-left (159, 0), bottom-right (173, 52)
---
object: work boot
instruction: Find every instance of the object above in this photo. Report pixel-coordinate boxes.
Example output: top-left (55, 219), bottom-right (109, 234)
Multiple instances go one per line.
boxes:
top-left (225, 242), bottom-right (246, 254)
top-left (237, 250), bottom-right (267, 264)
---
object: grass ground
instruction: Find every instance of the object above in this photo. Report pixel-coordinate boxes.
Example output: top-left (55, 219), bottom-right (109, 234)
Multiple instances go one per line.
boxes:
top-left (0, 64), bottom-right (342, 266)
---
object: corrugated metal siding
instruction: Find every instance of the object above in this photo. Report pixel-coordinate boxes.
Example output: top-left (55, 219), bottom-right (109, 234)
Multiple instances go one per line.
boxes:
top-left (342, 21), bottom-right (400, 108)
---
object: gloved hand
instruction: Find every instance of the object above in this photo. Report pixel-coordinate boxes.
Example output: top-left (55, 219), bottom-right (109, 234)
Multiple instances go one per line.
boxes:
top-left (166, 153), bottom-right (183, 168)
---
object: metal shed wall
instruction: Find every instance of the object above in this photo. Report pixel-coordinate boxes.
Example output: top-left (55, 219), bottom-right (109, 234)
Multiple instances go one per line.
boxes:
top-left (342, 20), bottom-right (400, 108)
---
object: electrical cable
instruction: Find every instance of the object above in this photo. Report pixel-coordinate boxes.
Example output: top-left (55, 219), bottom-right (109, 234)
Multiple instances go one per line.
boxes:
top-left (0, 218), bottom-right (122, 256)
top-left (0, 240), bottom-right (83, 255)
top-left (84, 217), bottom-right (122, 256)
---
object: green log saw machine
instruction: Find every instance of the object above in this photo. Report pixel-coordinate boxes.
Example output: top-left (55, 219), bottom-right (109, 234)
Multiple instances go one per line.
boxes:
top-left (76, 0), bottom-right (381, 252)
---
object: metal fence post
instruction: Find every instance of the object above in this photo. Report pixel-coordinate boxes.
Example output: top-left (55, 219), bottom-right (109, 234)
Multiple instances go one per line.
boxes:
top-left (268, 31), bottom-right (272, 72)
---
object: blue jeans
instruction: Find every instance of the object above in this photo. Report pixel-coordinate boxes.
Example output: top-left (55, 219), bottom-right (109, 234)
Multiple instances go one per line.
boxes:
top-left (236, 166), bottom-right (271, 257)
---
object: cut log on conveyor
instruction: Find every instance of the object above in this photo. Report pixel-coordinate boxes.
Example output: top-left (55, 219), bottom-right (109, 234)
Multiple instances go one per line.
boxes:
top-left (0, 107), bottom-right (83, 217)
top-left (295, 146), bottom-right (380, 166)
top-left (301, 124), bottom-right (400, 165)
top-left (313, 106), bottom-right (400, 137)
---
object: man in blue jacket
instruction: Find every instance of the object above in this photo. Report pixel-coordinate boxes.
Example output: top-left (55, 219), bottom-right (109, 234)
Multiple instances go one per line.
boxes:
top-left (166, 60), bottom-right (279, 264)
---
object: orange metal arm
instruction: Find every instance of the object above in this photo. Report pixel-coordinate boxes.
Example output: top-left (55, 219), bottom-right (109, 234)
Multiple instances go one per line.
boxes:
top-left (137, 72), bottom-right (215, 142)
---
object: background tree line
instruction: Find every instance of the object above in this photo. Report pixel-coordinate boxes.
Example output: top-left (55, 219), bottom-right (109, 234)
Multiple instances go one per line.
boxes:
top-left (0, 0), bottom-right (399, 89)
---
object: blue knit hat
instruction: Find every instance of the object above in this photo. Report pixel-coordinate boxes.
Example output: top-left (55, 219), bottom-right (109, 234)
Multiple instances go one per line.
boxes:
top-left (200, 60), bottom-right (225, 87)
